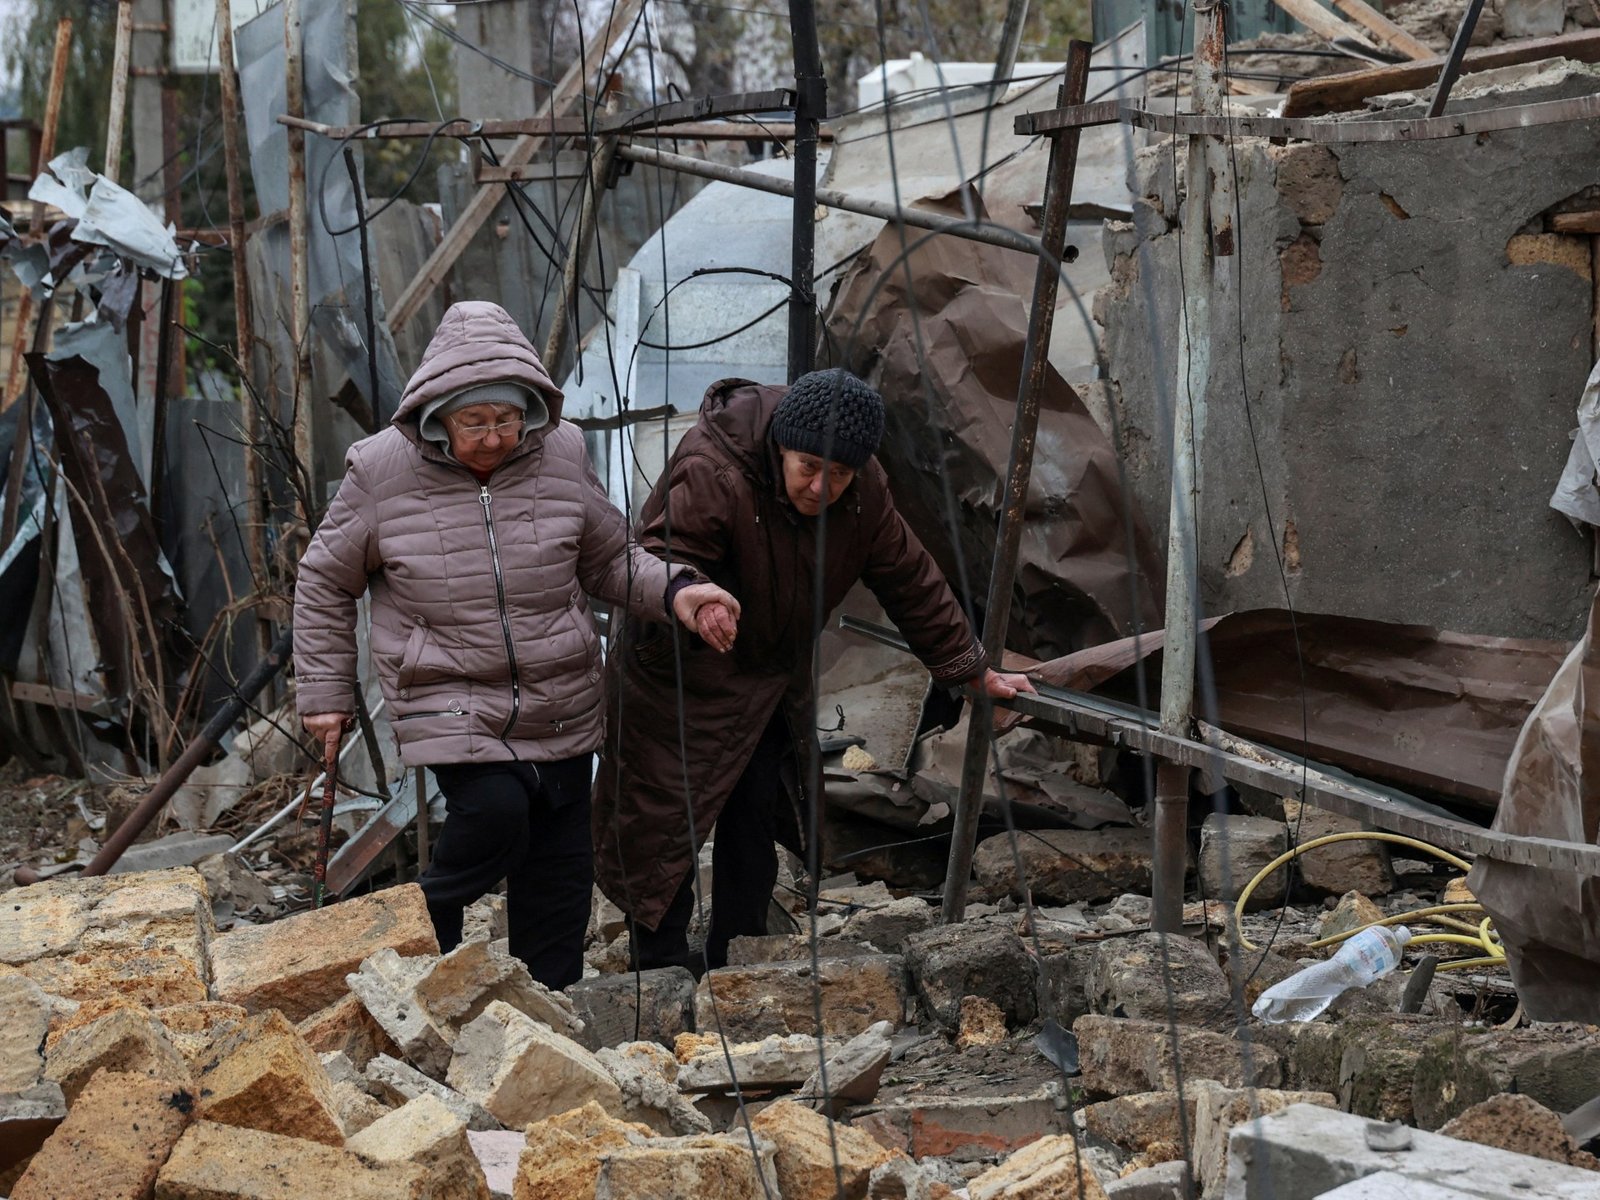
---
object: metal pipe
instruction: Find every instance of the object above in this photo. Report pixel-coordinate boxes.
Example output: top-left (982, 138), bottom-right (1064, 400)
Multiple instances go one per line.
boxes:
top-left (616, 144), bottom-right (1065, 260)
top-left (284, 0), bottom-right (316, 524)
top-left (1426, 0), bottom-right (1488, 117)
top-left (105, 0), bottom-right (135, 181)
top-left (991, 0), bottom-right (1032, 90)
top-left (787, 0), bottom-right (825, 381)
top-left (940, 40), bottom-right (1093, 924)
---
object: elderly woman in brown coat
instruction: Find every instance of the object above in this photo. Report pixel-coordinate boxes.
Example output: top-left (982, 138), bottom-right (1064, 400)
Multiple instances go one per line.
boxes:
top-left (294, 301), bottom-right (736, 989)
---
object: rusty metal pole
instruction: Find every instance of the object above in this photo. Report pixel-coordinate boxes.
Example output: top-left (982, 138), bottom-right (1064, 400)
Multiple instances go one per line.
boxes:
top-left (105, 0), bottom-right (136, 181)
top-left (284, 0), bottom-right (317, 526)
top-left (1152, 0), bottom-right (1232, 934)
top-left (940, 40), bottom-right (1094, 924)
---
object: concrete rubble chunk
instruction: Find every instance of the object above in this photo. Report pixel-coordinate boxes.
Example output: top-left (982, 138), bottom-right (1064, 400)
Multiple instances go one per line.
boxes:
top-left (468, 1129), bottom-right (522, 1199)
top-left (750, 1099), bottom-right (896, 1200)
top-left (153, 1120), bottom-right (427, 1200)
top-left (152, 1003), bottom-right (248, 1073)
top-left (446, 1000), bottom-right (620, 1128)
top-left (331, 1078), bottom-right (392, 1137)
top-left (0, 974), bottom-right (51, 1092)
top-left (566, 967), bottom-right (696, 1052)
top-left (797, 1021), bottom-right (894, 1115)
top-left (208, 883), bottom-right (438, 1022)
top-left (1073, 1015), bottom-right (1282, 1096)
top-left (726, 935), bottom-right (876, 965)
top-left (298, 993), bottom-right (399, 1069)
top-left (1282, 801), bottom-right (1395, 898)
top-left (514, 1102), bottom-right (654, 1200)
top-left (16, 949), bottom-right (210, 1010)
top-left (461, 896), bottom-right (508, 947)
top-left (11, 1071), bottom-right (194, 1200)
top-left (0, 1081), bottom-right (68, 1178)
top-left (1198, 814), bottom-right (1288, 908)
top-left (1086, 933), bottom-right (1234, 1029)
top-left (366, 1054), bottom-right (498, 1132)
top-left (677, 1033), bottom-right (832, 1093)
top-left (347, 1094), bottom-right (491, 1200)
top-left (1439, 1093), bottom-right (1600, 1170)
top-left (44, 1005), bottom-right (193, 1104)
top-left (974, 829), bottom-right (1153, 904)
top-left (967, 1133), bottom-right (1110, 1200)
top-left (1081, 1092), bottom-right (1192, 1160)
top-left (347, 950), bottom-right (453, 1079)
top-left (591, 1131), bottom-right (777, 1200)
top-left (109, 833), bottom-right (237, 877)
top-left (1102, 1161), bottom-right (1188, 1200)
top-left (413, 939), bottom-right (583, 1042)
top-left (905, 923), bottom-right (1036, 1031)
top-left (957, 995), bottom-right (1009, 1050)
top-left (867, 1156), bottom-right (959, 1200)
top-left (594, 1045), bottom-right (711, 1135)
top-left (695, 955), bottom-right (908, 1040)
top-left (841, 898), bottom-right (937, 953)
top-left (194, 1010), bottom-right (345, 1147)
top-left (865, 1087), bottom-right (1069, 1162)
top-left (1318, 892), bottom-right (1385, 941)
top-left (1191, 1083), bottom-right (1337, 1197)
top-left (1411, 1025), bottom-right (1600, 1131)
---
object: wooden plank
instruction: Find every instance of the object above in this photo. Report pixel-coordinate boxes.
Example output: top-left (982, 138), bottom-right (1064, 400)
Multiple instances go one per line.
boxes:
top-left (1552, 209), bottom-right (1600, 234)
top-left (386, 0), bottom-right (645, 333)
top-left (1283, 28), bottom-right (1600, 116)
top-left (1329, 0), bottom-right (1433, 59)
top-left (1271, 0), bottom-right (1376, 50)
top-left (10, 681), bottom-right (103, 713)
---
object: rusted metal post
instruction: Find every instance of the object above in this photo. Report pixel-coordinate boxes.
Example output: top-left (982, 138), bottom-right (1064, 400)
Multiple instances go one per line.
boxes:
top-left (284, 0), bottom-right (317, 524)
top-left (105, 0), bottom-right (136, 181)
top-left (314, 734), bottom-right (338, 907)
top-left (786, 0), bottom-right (824, 381)
top-left (1152, 0), bottom-right (1232, 935)
top-left (940, 40), bottom-right (1093, 924)
top-left (1427, 0), bottom-right (1488, 117)
top-left (415, 768), bottom-right (430, 873)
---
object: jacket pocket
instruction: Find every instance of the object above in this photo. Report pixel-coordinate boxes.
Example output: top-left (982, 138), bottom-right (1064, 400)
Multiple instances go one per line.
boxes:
top-left (397, 619), bottom-right (431, 691)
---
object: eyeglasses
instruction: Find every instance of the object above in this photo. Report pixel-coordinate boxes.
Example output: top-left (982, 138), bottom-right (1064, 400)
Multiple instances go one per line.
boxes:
top-left (448, 415), bottom-right (524, 442)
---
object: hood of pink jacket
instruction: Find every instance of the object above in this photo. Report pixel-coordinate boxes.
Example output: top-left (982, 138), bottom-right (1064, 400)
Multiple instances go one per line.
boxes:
top-left (393, 301), bottom-right (564, 429)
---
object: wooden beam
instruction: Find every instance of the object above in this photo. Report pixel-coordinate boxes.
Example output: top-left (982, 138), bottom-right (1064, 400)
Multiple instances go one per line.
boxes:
top-left (1329, 0), bottom-right (1433, 59)
top-left (1283, 28), bottom-right (1600, 116)
top-left (386, 0), bottom-right (645, 334)
top-left (1270, 0), bottom-right (1377, 51)
top-left (1552, 210), bottom-right (1600, 234)
top-left (10, 681), bottom-right (103, 713)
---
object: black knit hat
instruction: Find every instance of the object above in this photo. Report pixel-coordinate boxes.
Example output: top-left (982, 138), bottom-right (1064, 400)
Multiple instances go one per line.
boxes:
top-left (770, 369), bottom-right (885, 470)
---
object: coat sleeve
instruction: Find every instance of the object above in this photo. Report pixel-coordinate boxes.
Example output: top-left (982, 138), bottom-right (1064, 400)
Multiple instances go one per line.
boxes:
top-left (859, 471), bottom-right (988, 686)
top-left (637, 450), bottom-right (733, 576)
top-left (293, 447), bottom-right (381, 717)
top-left (575, 438), bottom-right (681, 623)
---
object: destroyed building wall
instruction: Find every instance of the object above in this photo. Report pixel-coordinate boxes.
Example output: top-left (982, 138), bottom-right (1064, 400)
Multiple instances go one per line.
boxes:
top-left (1098, 64), bottom-right (1600, 640)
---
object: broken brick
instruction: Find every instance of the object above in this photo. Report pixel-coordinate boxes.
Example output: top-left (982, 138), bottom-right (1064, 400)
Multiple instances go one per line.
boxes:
top-left (870, 1088), bottom-right (1068, 1162)
top-left (12, 1071), bottom-right (194, 1200)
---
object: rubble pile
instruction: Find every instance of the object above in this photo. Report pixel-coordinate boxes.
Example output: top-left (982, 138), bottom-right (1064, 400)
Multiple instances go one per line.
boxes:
top-left (2, 824), bottom-right (1597, 1200)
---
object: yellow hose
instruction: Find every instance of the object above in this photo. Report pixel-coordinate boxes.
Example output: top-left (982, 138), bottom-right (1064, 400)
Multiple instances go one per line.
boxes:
top-left (1231, 831), bottom-right (1505, 973)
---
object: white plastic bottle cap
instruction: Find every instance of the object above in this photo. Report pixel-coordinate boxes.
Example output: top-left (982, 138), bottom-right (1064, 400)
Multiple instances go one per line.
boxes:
top-left (1392, 925), bottom-right (1413, 945)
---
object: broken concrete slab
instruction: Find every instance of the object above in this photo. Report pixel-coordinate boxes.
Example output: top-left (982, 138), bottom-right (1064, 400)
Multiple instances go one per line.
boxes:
top-left (209, 883), bottom-right (437, 1022)
top-left (1411, 1025), bottom-right (1600, 1131)
top-left (346, 1094), bottom-right (491, 1200)
top-left (841, 898), bottom-right (937, 953)
top-left (446, 1000), bottom-right (620, 1128)
top-left (1073, 1015), bottom-right (1282, 1096)
top-left (1198, 814), bottom-right (1288, 909)
top-left (696, 955), bottom-right (908, 1040)
top-left (347, 950), bottom-right (453, 1079)
top-left (194, 1010), bottom-right (345, 1147)
top-left (1085, 933), bottom-right (1235, 1029)
top-left (967, 1133), bottom-right (1109, 1199)
top-left (0, 975), bottom-right (50, 1092)
top-left (1439, 1093), bottom-right (1600, 1170)
top-left (298, 993), bottom-right (399, 1069)
top-left (865, 1086), bottom-right (1070, 1162)
top-left (566, 967), bottom-right (696, 1052)
top-left (1192, 1084), bottom-right (1337, 1197)
top-left (466, 1129), bottom-right (520, 1200)
top-left (974, 828), bottom-right (1153, 904)
top-left (365, 1054), bottom-right (498, 1132)
top-left (154, 1120), bottom-right (427, 1199)
top-left (11, 1071), bottom-right (194, 1200)
top-left (797, 1021), bottom-right (894, 1116)
top-left (750, 1099), bottom-right (896, 1200)
top-left (595, 1045), bottom-right (711, 1136)
top-left (44, 1005), bottom-right (193, 1103)
top-left (904, 923), bottom-right (1037, 1031)
top-left (678, 1033), bottom-right (832, 1094)
top-left (412, 939), bottom-right (583, 1042)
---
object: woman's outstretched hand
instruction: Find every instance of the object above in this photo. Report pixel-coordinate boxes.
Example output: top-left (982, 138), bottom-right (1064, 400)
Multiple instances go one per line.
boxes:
top-left (672, 582), bottom-right (741, 652)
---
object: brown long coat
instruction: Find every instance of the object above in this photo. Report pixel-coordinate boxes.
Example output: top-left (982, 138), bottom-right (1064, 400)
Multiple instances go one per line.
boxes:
top-left (592, 379), bottom-right (987, 930)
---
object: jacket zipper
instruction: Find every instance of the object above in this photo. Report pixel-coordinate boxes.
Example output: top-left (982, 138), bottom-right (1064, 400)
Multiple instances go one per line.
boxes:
top-left (479, 484), bottom-right (522, 743)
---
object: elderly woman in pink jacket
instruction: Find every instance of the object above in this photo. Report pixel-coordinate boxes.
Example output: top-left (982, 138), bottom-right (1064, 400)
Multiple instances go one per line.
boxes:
top-left (294, 301), bottom-right (736, 989)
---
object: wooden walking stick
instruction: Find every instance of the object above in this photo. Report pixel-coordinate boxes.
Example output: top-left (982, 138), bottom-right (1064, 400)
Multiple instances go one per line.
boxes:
top-left (313, 731), bottom-right (339, 908)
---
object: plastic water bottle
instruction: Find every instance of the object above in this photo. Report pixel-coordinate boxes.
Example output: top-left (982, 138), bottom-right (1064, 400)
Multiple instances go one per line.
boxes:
top-left (1252, 925), bottom-right (1412, 1024)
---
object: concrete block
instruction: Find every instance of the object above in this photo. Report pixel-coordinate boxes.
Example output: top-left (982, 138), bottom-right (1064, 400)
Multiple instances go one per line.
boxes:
top-left (347, 1094), bottom-right (491, 1200)
top-left (1085, 933), bottom-right (1233, 1029)
top-left (1191, 1084), bottom-right (1337, 1197)
top-left (153, 1120), bottom-right (427, 1199)
top-left (841, 898), bottom-right (936, 953)
top-left (595, 1045), bottom-right (710, 1136)
top-left (974, 828), bottom-right (1152, 904)
top-left (208, 884), bottom-right (438, 1022)
top-left (1081, 1092), bottom-right (1192, 1160)
top-left (1073, 1015), bottom-right (1281, 1097)
top-left (0, 974), bottom-right (50, 1091)
top-left (152, 1002), bottom-right (248, 1073)
top-left (108, 833), bottom-right (236, 876)
top-left (298, 993), bottom-right (399, 1069)
top-left (12, 1071), bottom-right (194, 1200)
top-left (1282, 802), bottom-right (1394, 898)
top-left (796, 1021), bottom-right (893, 1114)
top-left (195, 1010), bottom-right (345, 1147)
top-left (1198, 814), bottom-right (1288, 908)
top-left (567, 967), bottom-right (696, 1051)
top-left (366, 1054), bottom-right (498, 1132)
top-left (1221, 1103), bottom-right (1600, 1200)
top-left (905, 923), bottom-right (1036, 1030)
top-left (1104, 1161), bottom-right (1189, 1200)
top-left (695, 955), bottom-right (907, 1040)
top-left (869, 1087), bottom-right (1068, 1162)
top-left (967, 1134), bottom-right (1110, 1199)
top-left (678, 1033), bottom-right (831, 1093)
top-left (514, 1102), bottom-right (654, 1200)
top-left (446, 1001), bottom-right (620, 1128)
top-left (0, 1082), bottom-right (67, 1177)
top-left (44, 1006), bottom-right (193, 1104)
top-left (1439, 1093), bottom-right (1600, 1170)
top-left (1412, 1025), bottom-right (1600, 1130)
top-left (413, 940), bottom-right (583, 1042)
top-left (749, 1099), bottom-right (895, 1200)
top-left (467, 1129), bottom-right (522, 1200)
top-left (726, 936), bottom-right (876, 965)
top-left (347, 950), bottom-right (453, 1079)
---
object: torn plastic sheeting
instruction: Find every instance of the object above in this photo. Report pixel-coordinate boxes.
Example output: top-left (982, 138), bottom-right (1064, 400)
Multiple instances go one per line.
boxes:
top-left (1549, 357), bottom-right (1600, 528)
top-left (823, 194), bottom-right (1167, 660)
top-left (1468, 585), bottom-right (1600, 1023)
top-left (28, 149), bottom-right (187, 280)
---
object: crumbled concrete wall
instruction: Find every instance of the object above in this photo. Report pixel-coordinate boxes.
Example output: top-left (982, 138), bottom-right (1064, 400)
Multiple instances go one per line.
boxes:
top-left (1098, 64), bottom-right (1600, 639)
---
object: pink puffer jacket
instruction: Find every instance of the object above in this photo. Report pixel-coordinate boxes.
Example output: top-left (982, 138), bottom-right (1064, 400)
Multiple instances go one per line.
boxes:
top-left (293, 301), bottom-right (680, 766)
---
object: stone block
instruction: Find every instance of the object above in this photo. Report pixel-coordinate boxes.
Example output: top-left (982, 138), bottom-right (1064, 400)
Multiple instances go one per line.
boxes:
top-left (905, 924), bottom-right (1036, 1031)
top-left (298, 994), bottom-right (398, 1069)
top-left (16, 949), bottom-right (209, 1011)
top-left (153, 1121), bottom-right (426, 1200)
top-left (967, 1134), bottom-right (1109, 1200)
top-left (870, 1088), bottom-right (1068, 1162)
top-left (591, 1133), bottom-right (776, 1199)
top-left (1333, 1016), bottom-right (1446, 1123)
top-left (1073, 1015), bottom-right (1281, 1097)
top-left (750, 1099), bottom-right (895, 1200)
top-left (366, 1054), bottom-right (498, 1132)
top-left (726, 936), bottom-right (875, 966)
top-left (0, 974), bottom-right (50, 1091)
top-left (678, 1033), bottom-right (831, 1093)
top-left (1412, 1025), bottom-right (1600, 1131)
top-left (347, 1094), bottom-right (491, 1200)
top-left (152, 1003), bottom-right (248, 1073)
top-left (208, 884), bottom-right (437, 1022)
top-left (1081, 1092), bottom-right (1192, 1159)
top-left (446, 1001), bottom-right (620, 1128)
top-left (595, 1046), bottom-right (710, 1136)
top-left (974, 829), bottom-right (1152, 904)
top-left (413, 940), bottom-right (583, 1042)
top-left (194, 1011), bottom-right (344, 1147)
top-left (467, 1129), bottom-right (522, 1200)
top-left (514, 1102), bottom-right (653, 1200)
top-left (1318, 893), bottom-right (1385, 942)
top-left (957, 996), bottom-right (1009, 1050)
top-left (867, 1157), bottom-right (959, 1200)
top-left (1104, 1161), bottom-right (1188, 1200)
top-left (1198, 814), bottom-right (1288, 908)
top-left (1439, 1093), bottom-right (1600, 1170)
top-left (1085, 934), bottom-right (1232, 1029)
top-left (347, 950), bottom-right (453, 1079)
top-left (1282, 802), bottom-right (1394, 898)
top-left (44, 1007), bottom-right (192, 1104)
top-left (695, 955), bottom-right (907, 1040)
top-left (0, 1082), bottom-right (67, 1177)
top-left (1192, 1084), bottom-right (1337, 1197)
top-left (12, 1071), bottom-right (194, 1200)
top-left (567, 968), bottom-right (696, 1052)
top-left (842, 898), bottom-right (937, 953)
top-left (332, 1079), bottom-right (391, 1137)
top-left (796, 1022), bottom-right (894, 1114)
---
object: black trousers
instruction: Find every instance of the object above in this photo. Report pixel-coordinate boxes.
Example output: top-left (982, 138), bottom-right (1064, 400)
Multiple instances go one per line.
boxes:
top-left (633, 718), bottom-right (788, 974)
top-left (418, 754), bottom-right (593, 991)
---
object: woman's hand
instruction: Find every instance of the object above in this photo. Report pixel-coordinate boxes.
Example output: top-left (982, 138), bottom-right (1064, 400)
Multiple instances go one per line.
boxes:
top-left (672, 582), bottom-right (741, 652)
top-left (303, 712), bottom-right (353, 751)
top-left (970, 669), bottom-right (1036, 700)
